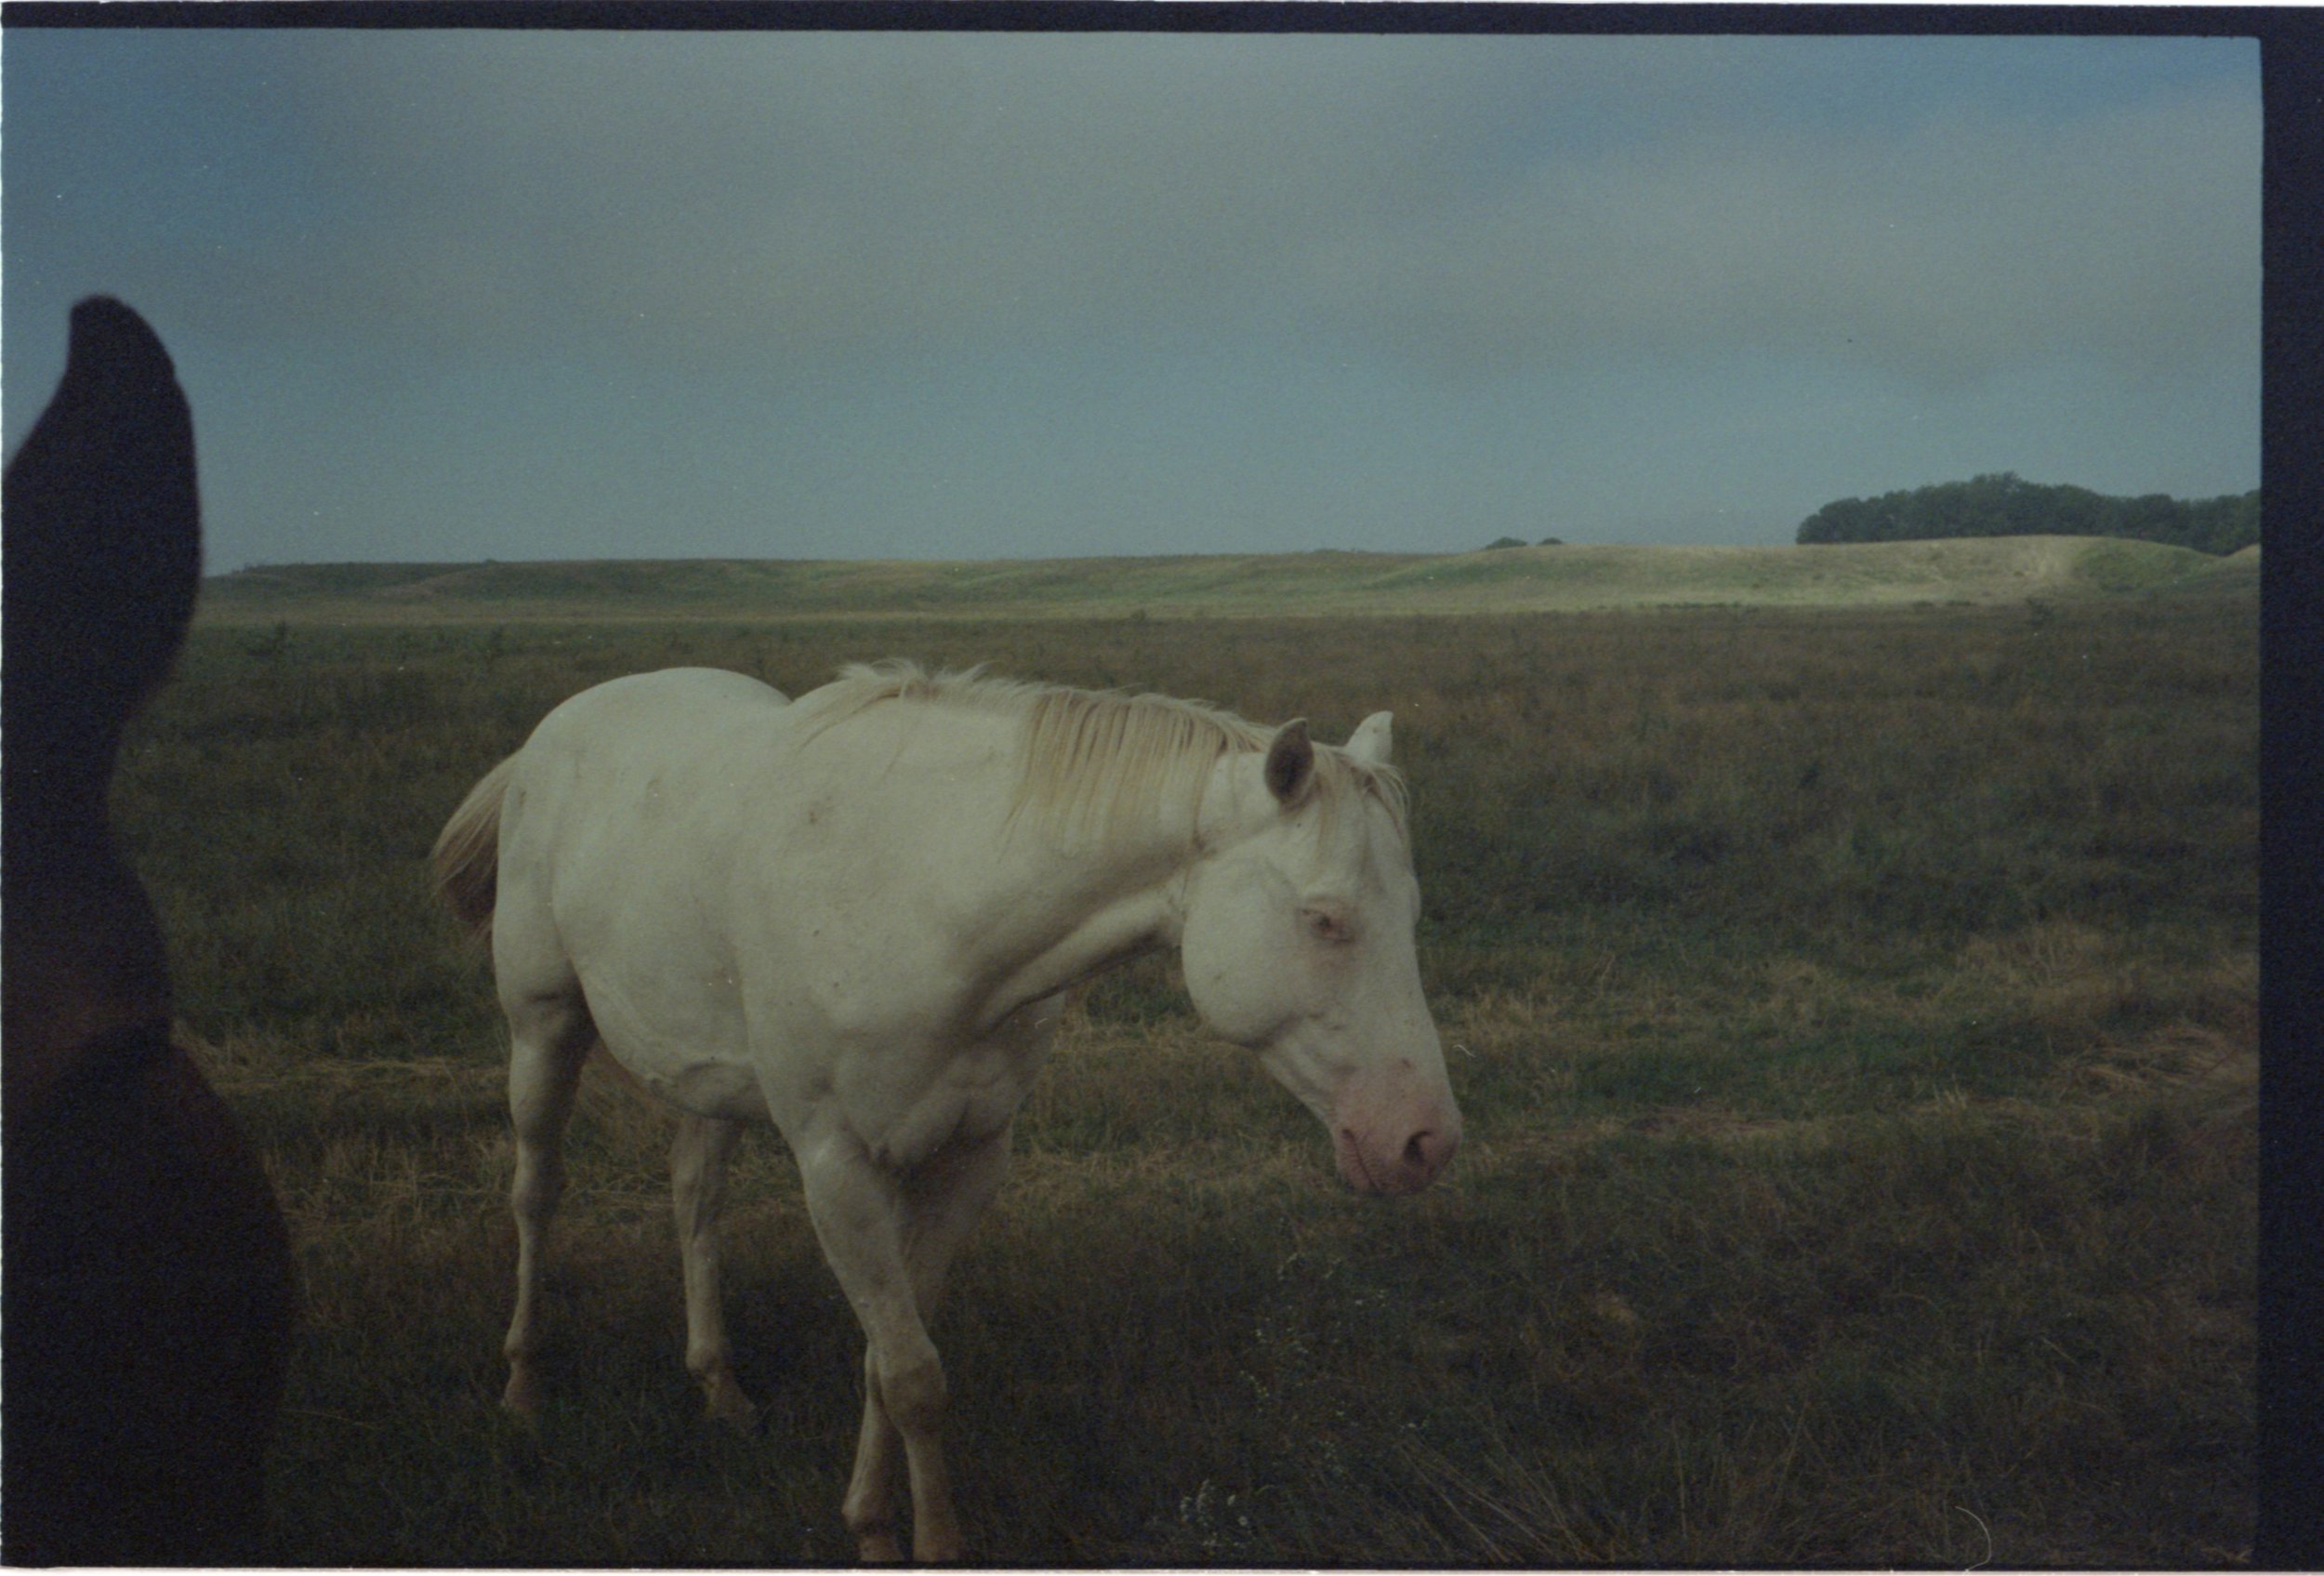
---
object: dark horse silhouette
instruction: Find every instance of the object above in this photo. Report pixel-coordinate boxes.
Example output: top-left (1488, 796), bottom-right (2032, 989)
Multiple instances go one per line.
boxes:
top-left (4, 298), bottom-right (296, 1563)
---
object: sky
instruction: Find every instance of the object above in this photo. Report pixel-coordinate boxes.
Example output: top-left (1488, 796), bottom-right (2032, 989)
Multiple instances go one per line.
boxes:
top-left (2, 25), bottom-right (2262, 572)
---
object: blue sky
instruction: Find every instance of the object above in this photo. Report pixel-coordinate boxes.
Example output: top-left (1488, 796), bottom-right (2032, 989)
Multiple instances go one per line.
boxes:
top-left (3, 27), bottom-right (2261, 571)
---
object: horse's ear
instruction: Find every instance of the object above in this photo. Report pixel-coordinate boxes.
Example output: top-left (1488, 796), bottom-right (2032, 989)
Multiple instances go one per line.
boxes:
top-left (1345, 711), bottom-right (1393, 767)
top-left (4, 296), bottom-right (201, 763)
top-left (1264, 719), bottom-right (1314, 806)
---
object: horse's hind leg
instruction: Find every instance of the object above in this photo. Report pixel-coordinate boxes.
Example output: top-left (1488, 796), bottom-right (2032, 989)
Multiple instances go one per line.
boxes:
top-left (671, 1112), bottom-right (756, 1428)
top-left (500, 992), bottom-right (594, 1416)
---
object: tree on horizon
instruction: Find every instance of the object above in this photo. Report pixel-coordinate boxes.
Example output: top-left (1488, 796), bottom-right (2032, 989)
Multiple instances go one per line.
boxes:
top-left (1796, 473), bottom-right (2257, 555)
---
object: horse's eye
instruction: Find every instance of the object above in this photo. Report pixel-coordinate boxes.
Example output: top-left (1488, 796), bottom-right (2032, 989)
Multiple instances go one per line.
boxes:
top-left (1302, 906), bottom-right (1353, 944)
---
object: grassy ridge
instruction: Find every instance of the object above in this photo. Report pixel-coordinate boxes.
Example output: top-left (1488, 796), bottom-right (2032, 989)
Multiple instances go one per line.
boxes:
top-left (119, 590), bottom-right (2256, 1564)
top-left (201, 535), bottom-right (2259, 624)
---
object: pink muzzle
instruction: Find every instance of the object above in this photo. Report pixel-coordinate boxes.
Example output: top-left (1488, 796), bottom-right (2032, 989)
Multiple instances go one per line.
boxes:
top-left (1331, 1063), bottom-right (1462, 1196)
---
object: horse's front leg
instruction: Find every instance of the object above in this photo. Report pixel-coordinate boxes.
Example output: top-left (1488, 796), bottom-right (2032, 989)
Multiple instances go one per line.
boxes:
top-left (843, 1346), bottom-right (907, 1564)
top-left (840, 1124), bottom-right (1014, 1563)
top-left (796, 1138), bottom-right (964, 1564)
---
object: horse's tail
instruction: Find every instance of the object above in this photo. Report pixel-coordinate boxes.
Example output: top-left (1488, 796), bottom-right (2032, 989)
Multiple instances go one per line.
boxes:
top-left (432, 755), bottom-right (515, 939)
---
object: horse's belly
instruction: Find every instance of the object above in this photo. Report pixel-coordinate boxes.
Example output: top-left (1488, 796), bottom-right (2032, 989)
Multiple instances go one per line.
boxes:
top-left (576, 970), bottom-right (765, 1121)
top-left (634, 1059), bottom-right (768, 1123)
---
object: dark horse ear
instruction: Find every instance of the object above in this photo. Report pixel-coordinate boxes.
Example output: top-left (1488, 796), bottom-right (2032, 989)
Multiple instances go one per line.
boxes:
top-left (1264, 719), bottom-right (1315, 806)
top-left (3, 297), bottom-right (202, 850)
top-left (2, 299), bottom-right (291, 1568)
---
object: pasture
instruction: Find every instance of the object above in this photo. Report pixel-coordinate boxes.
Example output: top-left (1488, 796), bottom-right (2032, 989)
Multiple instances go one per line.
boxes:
top-left (124, 578), bottom-right (2254, 1564)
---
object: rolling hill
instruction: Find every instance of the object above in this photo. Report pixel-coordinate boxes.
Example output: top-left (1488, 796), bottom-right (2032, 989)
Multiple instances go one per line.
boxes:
top-left (199, 536), bottom-right (2259, 625)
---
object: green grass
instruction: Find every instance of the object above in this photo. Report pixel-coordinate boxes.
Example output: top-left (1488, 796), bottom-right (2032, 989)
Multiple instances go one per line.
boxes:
top-left (118, 587), bottom-right (2255, 1565)
top-left (200, 535), bottom-right (2255, 624)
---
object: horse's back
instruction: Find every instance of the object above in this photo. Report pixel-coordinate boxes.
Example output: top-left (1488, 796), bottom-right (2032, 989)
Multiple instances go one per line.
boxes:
top-left (548, 665), bottom-right (791, 723)
top-left (536, 663), bottom-right (772, 741)
top-left (501, 665), bottom-right (791, 841)
top-left (509, 669), bottom-right (790, 802)
top-left (506, 666), bottom-right (791, 822)
top-left (491, 669), bottom-right (805, 1082)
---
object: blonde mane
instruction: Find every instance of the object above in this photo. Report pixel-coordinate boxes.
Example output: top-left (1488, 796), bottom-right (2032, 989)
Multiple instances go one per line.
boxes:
top-left (795, 659), bottom-right (1407, 849)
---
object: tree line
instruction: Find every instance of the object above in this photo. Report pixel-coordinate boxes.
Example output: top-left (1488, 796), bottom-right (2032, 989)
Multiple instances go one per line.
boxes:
top-left (1796, 473), bottom-right (2258, 555)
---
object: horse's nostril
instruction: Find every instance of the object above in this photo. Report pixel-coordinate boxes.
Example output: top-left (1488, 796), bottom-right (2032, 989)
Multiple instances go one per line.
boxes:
top-left (1404, 1126), bottom-right (1459, 1179)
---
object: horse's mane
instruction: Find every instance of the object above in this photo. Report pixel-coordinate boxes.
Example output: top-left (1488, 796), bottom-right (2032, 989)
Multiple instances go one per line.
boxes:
top-left (796, 658), bottom-right (1407, 849)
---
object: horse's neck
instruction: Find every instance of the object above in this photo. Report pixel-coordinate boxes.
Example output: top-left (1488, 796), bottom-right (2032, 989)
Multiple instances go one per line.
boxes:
top-left (958, 760), bottom-right (1204, 1036)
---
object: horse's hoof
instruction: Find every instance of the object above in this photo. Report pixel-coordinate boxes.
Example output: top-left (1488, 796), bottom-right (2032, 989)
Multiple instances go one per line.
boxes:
top-left (700, 1372), bottom-right (760, 1434)
top-left (855, 1530), bottom-right (905, 1564)
top-left (501, 1368), bottom-right (542, 1418)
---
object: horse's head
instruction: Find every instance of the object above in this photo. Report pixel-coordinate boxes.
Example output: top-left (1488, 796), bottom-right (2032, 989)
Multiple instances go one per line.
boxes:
top-left (1178, 714), bottom-right (1461, 1196)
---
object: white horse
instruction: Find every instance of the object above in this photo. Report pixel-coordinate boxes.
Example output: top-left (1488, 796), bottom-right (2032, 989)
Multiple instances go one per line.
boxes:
top-left (431, 659), bottom-right (1462, 1563)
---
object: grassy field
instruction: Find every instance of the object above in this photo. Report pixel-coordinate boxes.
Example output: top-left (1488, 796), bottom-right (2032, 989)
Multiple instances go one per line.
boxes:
top-left (119, 573), bottom-right (2256, 1565)
top-left (198, 534), bottom-right (2260, 624)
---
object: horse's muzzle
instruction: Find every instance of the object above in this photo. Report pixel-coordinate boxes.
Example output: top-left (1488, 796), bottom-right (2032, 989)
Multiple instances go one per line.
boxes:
top-left (1332, 1076), bottom-right (1462, 1195)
